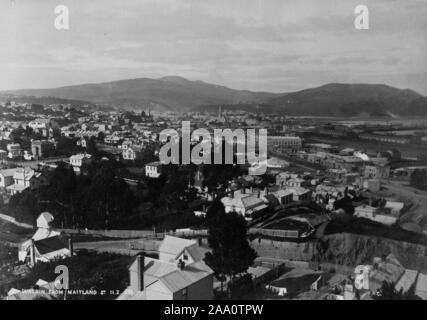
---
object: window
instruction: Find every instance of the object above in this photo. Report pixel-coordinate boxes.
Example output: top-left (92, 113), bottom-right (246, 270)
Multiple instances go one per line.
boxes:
top-left (182, 288), bottom-right (188, 300)
top-left (183, 253), bottom-right (188, 261)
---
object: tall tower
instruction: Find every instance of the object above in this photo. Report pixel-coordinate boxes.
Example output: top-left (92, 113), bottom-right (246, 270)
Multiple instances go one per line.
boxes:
top-left (218, 105), bottom-right (222, 119)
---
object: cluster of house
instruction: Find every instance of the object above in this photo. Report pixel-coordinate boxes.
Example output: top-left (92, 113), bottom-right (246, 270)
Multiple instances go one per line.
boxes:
top-left (327, 254), bottom-right (427, 300)
top-left (0, 167), bottom-right (48, 195)
top-left (354, 200), bottom-right (404, 226)
top-left (197, 154), bottom-right (403, 227)
top-left (0, 118), bottom-right (58, 161)
top-left (1, 140), bottom-right (57, 161)
top-left (297, 144), bottom-right (391, 186)
top-left (219, 177), bottom-right (312, 221)
top-left (6, 212), bottom-right (214, 301)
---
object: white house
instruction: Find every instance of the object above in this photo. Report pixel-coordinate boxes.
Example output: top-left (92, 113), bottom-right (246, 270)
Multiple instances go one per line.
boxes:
top-left (117, 236), bottom-right (213, 300)
top-left (271, 189), bottom-right (294, 206)
top-left (384, 201), bottom-right (404, 216)
top-left (123, 146), bottom-right (143, 161)
top-left (21, 236), bottom-right (71, 265)
top-left (354, 204), bottom-right (399, 226)
top-left (221, 188), bottom-right (268, 220)
top-left (7, 143), bottom-right (21, 159)
top-left (69, 153), bottom-right (92, 173)
top-left (286, 177), bottom-right (305, 188)
top-left (28, 118), bottom-right (58, 137)
top-left (0, 168), bottom-right (16, 190)
top-left (19, 212), bottom-right (69, 264)
top-left (145, 161), bottom-right (162, 178)
top-left (6, 168), bottom-right (47, 195)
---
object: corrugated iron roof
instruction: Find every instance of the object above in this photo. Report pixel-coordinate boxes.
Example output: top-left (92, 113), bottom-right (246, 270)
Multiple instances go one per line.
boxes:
top-left (158, 236), bottom-right (197, 259)
top-left (35, 236), bottom-right (68, 255)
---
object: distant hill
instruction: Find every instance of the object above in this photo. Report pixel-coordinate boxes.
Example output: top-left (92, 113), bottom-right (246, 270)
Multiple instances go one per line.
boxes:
top-left (267, 83), bottom-right (427, 117)
top-left (196, 103), bottom-right (280, 115)
top-left (3, 78), bottom-right (427, 116)
top-left (4, 76), bottom-right (279, 112)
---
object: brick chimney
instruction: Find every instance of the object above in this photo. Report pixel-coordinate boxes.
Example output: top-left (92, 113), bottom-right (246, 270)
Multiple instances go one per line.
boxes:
top-left (130, 255), bottom-right (144, 293)
top-left (178, 259), bottom-right (186, 270)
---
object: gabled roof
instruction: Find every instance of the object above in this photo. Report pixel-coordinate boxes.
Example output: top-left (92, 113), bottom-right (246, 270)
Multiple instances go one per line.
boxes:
top-left (143, 257), bottom-right (178, 278)
top-left (158, 236), bottom-right (197, 260)
top-left (128, 145), bottom-right (143, 152)
top-left (273, 189), bottom-right (293, 197)
top-left (415, 273), bottom-right (427, 300)
top-left (369, 254), bottom-right (405, 291)
top-left (142, 257), bottom-right (213, 294)
top-left (185, 244), bottom-right (204, 262)
top-left (70, 153), bottom-right (92, 161)
top-left (13, 168), bottom-right (37, 181)
top-left (0, 168), bottom-right (17, 177)
top-left (39, 212), bottom-right (54, 224)
top-left (158, 263), bottom-right (212, 293)
top-left (146, 161), bottom-right (162, 167)
top-left (241, 195), bottom-right (264, 208)
top-left (287, 186), bottom-right (310, 196)
top-left (34, 236), bottom-right (68, 255)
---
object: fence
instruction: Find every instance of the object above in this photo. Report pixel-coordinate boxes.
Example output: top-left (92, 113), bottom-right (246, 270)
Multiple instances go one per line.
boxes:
top-left (56, 228), bottom-right (208, 239)
top-left (58, 227), bottom-right (304, 240)
top-left (57, 226), bottom-right (306, 240)
top-left (249, 228), bottom-right (299, 239)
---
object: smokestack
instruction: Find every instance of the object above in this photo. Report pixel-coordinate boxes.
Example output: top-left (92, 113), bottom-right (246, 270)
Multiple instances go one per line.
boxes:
top-left (130, 255), bottom-right (144, 293)
top-left (178, 259), bottom-right (186, 270)
top-left (68, 238), bottom-right (73, 256)
top-left (30, 239), bottom-right (36, 266)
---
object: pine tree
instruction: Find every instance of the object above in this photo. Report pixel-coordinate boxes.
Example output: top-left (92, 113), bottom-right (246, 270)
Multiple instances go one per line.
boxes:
top-left (204, 201), bottom-right (257, 297)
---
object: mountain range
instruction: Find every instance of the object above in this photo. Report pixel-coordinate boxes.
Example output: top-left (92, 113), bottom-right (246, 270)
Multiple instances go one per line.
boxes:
top-left (3, 76), bottom-right (427, 117)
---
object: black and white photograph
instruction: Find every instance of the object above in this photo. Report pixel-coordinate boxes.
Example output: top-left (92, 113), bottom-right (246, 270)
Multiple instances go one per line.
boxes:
top-left (1, 0), bottom-right (427, 307)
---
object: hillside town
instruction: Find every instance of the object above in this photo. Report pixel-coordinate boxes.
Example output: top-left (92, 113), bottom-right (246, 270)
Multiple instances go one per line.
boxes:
top-left (1, 0), bottom-right (427, 307)
top-left (1, 100), bottom-right (427, 301)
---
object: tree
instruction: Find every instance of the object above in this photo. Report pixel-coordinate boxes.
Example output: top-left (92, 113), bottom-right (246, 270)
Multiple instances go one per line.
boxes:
top-left (97, 131), bottom-right (105, 143)
top-left (204, 201), bottom-right (257, 297)
top-left (410, 169), bottom-right (427, 191)
top-left (86, 136), bottom-right (98, 156)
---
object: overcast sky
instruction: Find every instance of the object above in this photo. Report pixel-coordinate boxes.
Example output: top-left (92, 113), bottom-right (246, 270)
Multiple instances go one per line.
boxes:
top-left (0, 0), bottom-right (426, 94)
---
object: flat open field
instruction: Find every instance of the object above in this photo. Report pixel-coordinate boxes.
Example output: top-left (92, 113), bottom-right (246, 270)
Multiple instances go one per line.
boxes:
top-left (378, 180), bottom-right (427, 233)
top-left (305, 136), bottom-right (427, 158)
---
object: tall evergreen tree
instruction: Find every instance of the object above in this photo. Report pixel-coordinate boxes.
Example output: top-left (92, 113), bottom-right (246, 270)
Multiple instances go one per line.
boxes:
top-left (204, 201), bottom-right (257, 296)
